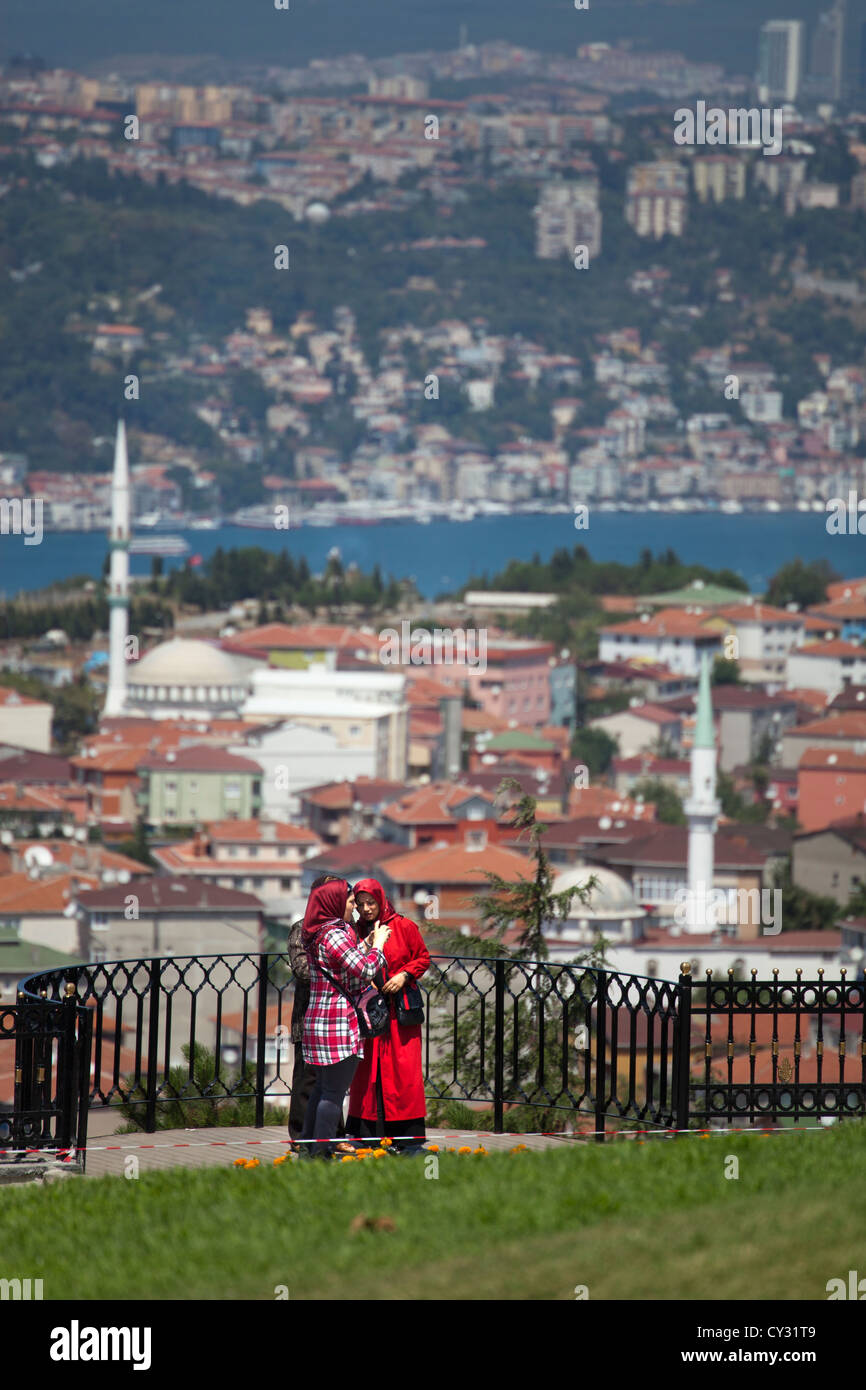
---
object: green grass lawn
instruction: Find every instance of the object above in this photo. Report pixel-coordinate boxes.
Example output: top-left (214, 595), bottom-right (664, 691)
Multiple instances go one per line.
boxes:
top-left (3, 1126), bottom-right (866, 1300)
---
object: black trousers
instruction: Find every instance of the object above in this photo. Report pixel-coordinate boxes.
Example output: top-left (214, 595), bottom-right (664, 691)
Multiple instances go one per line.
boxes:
top-left (299, 1055), bottom-right (359, 1158)
top-left (288, 1040), bottom-right (345, 1142)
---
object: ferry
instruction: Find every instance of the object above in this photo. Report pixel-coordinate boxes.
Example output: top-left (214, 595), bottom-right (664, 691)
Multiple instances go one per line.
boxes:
top-left (129, 535), bottom-right (189, 557)
top-left (133, 511), bottom-right (189, 531)
top-left (232, 507), bottom-right (280, 529)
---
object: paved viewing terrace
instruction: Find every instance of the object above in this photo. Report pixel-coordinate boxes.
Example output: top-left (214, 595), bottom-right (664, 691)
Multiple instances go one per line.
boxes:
top-left (75, 1124), bottom-right (573, 1178)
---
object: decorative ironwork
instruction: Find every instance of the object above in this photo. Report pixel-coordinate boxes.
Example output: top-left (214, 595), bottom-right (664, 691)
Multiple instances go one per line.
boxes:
top-left (11, 954), bottom-right (865, 1148)
top-left (1, 994), bottom-right (92, 1156)
top-left (684, 964), bottom-right (866, 1126)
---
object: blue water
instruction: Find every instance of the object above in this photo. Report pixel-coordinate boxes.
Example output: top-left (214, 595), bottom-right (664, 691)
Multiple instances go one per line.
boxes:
top-left (0, 511), bottom-right (863, 601)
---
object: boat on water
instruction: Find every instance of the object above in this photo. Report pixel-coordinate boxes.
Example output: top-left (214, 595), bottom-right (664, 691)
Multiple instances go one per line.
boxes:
top-left (232, 507), bottom-right (279, 529)
top-left (189, 517), bottom-right (221, 530)
top-left (449, 502), bottom-right (478, 522)
top-left (720, 500), bottom-right (744, 514)
top-left (129, 535), bottom-right (189, 556)
top-left (133, 511), bottom-right (189, 531)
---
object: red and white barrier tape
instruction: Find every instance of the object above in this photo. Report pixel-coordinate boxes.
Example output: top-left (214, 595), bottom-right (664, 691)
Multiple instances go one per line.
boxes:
top-left (0, 1123), bottom-right (836, 1157)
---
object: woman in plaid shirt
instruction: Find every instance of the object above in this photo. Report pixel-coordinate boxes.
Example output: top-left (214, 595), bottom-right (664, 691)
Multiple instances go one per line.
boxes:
top-left (299, 877), bottom-right (390, 1158)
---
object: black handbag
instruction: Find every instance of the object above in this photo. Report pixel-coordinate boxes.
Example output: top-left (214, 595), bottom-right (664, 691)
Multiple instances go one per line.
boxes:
top-left (396, 978), bottom-right (425, 1027)
top-left (319, 963), bottom-right (390, 1038)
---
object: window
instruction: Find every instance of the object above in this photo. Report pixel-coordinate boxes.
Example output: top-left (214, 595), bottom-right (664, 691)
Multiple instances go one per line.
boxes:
top-left (165, 779), bottom-right (177, 793)
top-left (225, 781), bottom-right (241, 798)
top-left (189, 780), bottom-right (198, 792)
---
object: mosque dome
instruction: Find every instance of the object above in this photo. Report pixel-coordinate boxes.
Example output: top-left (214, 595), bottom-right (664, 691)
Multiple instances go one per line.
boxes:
top-left (132, 639), bottom-right (244, 685)
top-left (125, 639), bottom-right (249, 717)
top-left (552, 866), bottom-right (644, 922)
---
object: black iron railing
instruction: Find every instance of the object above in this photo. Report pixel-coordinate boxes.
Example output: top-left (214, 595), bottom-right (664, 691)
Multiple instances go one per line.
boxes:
top-left (688, 966), bottom-right (866, 1125)
top-left (8, 955), bottom-right (866, 1166)
top-left (1, 985), bottom-right (92, 1158)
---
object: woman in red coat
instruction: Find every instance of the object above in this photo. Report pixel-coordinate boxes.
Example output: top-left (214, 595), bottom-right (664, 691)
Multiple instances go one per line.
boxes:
top-left (346, 877), bottom-right (430, 1153)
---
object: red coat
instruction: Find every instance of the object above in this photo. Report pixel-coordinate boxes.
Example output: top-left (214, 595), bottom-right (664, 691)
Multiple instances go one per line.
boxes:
top-left (347, 912), bottom-right (430, 1123)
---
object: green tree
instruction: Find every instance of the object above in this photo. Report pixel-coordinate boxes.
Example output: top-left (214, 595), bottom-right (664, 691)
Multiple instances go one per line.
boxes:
top-left (114, 818), bottom-right (156, 868)
top-left (115, 1041), bottom-right (287, 1131)
top-left (765, 558), bottom-right (838, 609)
top-left (424, 781), bottom-right (608, 1133)
top-left (632, 777), bottom-right (686, 825)
top-left (466, 780), bottom-right (597, 960)
top-left (772, 861), bottom-right (839, 933)
top-left (716, 771), bottom-right (767, 824)
top-left (571, 726), bottom-right (619, 777)
top-left (711, 656), bottom-right (741, 685)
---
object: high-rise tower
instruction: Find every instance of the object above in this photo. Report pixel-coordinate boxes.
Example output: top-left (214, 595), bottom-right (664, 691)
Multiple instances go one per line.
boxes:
top-left (684, 651), bottom-right (720, 934)
top-left (758, 20), bottom-right (805, 104)
top-left (103, 418), bottom-right (130, 718)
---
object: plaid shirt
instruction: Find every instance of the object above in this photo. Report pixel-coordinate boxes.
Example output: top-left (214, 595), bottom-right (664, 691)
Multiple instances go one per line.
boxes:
top-left (302, 923), bottom-right (386, 1066)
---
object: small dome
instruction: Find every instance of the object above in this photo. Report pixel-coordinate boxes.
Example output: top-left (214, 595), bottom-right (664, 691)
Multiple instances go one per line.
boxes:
top-left (305, 201), bottom-right (330, 224)
top-left (131, 639), bottom-right (245, 686)
top-left (552, 866), bottom-right (644, 921)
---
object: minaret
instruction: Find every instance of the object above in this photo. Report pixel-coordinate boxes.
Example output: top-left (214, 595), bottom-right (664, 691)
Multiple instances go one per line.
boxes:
top-left (683, 651), bottom-right (720, 933)
top-left (103, 418), bottom-right (130, 718)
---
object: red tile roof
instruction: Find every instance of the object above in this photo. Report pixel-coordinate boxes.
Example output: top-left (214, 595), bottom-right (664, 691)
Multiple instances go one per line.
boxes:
top-left (794, 639), bottom-right (866, 658)
top-left (206, 819), bottom-right (319, 844)
top-left (0, 688), bottom-right (49, 708)
top-left (79, 876), bottom-right (263, 912)
top-left (299, 778), bottom-right (408, 811)
top-left (138, 746), bottom-right (262, 773)
top-left (715, 602), bottom-right (802, 625)
top-left (601, 608), bottom-right (720, 639)
top-left (788, 713), bottom-right (866, 740)
top-left (382, 783), bottom-right (496, 826)
top-left (382, 840), bottom-right (531, 885)
top-left (0, 871), bottom-right (99, 915)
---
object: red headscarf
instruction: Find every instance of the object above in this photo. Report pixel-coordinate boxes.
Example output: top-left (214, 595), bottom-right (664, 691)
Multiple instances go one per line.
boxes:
top-left (353, 877), bottom-right (397, 925)
top-left (302, 878), bottom-right (349, 943)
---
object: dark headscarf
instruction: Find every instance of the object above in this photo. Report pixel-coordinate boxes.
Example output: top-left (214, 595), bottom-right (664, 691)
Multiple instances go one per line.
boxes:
top-left (353, 877), bottom-right (397, 925)
top-left (302, 878), bottom-right (349, 943)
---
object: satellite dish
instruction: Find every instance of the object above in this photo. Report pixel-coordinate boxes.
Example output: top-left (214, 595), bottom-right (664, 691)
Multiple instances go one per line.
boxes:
top-left (101, 869), bottom-right (117, 884)
top-left (116, 869), bottom-right (131, 884)
top-left (24, 845), bottom-right (54, 868)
